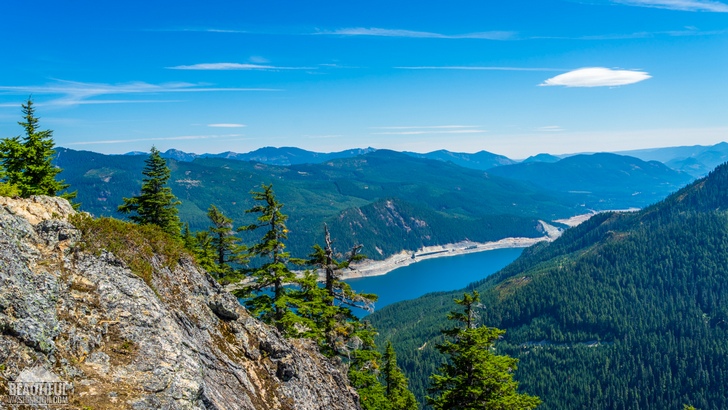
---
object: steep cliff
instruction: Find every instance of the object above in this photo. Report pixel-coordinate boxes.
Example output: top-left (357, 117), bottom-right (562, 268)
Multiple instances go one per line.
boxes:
top-left (0, 196), bottom-right (360, 409)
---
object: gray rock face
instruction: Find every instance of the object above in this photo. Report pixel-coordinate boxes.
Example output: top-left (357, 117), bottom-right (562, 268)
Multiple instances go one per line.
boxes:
top-left (0, 196), bottom-right (361, 409)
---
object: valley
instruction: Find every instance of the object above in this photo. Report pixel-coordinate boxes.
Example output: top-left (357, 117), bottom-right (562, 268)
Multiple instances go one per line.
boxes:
top-left (369, 159), bottom-right (728, 409)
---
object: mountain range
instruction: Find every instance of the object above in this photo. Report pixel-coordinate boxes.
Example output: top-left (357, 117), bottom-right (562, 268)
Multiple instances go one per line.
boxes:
top-left (56, 146), bottom-right (696, 260)
top-left (131, 142), bottom-right (728, 177)
top-left (55, 149), bottom-right (576, 260)
top-left (369, 159), bottom-right (728, 409)
top-left (486, 152), bottom-right (692, 208)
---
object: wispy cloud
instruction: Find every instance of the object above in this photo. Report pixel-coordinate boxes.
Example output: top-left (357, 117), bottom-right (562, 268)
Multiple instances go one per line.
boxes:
top-left (372, 125), bottom-right (480, 129)
top-left (372, 130), bottom-right (487, 135)
top-left (317, 27), bottom-right (516, 40)
top-left (612, 0), bottom-right (728, 12)
top-left (538, 126), bottom-right (566, 132)
top-left (168, 62), bottom-right (315, 70)
top-left (371, 125), bottom-right (487, 135)
top-left (150, 27), bottom-right (249, 34)
top-left (67, 133), bottom-right (245, 145)
top-left (530, 24), bottom-right (728, 42)
top-left (395, 66), bottom-right (566, 72)
top-left (539, 67), bottom-right (651, 87)
top-left (0, 80), bottom-right (280, 107)
top-left (208, 123), bottom-right (246, 128)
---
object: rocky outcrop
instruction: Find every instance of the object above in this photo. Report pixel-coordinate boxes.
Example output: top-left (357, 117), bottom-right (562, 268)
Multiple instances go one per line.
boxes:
top-left (0, 196), bottom-right (360, 409)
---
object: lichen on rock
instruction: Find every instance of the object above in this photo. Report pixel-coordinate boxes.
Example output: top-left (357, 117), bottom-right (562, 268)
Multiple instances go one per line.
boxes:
top-left (0, 196), bottom-right (360, 409)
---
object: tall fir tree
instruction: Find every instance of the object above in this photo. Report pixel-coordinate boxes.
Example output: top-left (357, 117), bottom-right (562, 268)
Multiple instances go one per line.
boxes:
top-left (0, 98), bottom-right (75, 199)
top-left (428, 291), bottom-right (540, 410)
top-left (383, 341), bottom-right (419, 410)
top-left (347, 322), bottom-right (390, 410)
top-left (235, 184), bottom-right (304, 333)
top-left (118, 146), bottom-right (181, 236)
top-left (206, 204), bottom-right (246, 278)
top-left (182, 223), bottom-right (219, 275)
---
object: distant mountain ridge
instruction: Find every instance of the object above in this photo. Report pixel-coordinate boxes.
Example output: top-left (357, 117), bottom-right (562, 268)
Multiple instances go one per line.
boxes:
top-left (403, 149), bottom-right (516, 170)
top-left (616, 142), bottom-right (728, 177)
top-left (128, 146), bottom-right (378, 166)
top-left (123, 142), bottom-right (728, 177)
top-left (486, 152), bottom-right (693, 208)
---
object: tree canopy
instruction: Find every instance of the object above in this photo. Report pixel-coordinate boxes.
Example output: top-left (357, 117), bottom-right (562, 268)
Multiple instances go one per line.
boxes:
top-left (0, 98), bottom-right (74, 199)
top-left (384, 341), bottom-right (419, 410)
top-left (235, 183), bottom-right (304, 332)
top-left (428, 291), bottom-right (540, 410)
top-left (118, 146), bottom-right (181, 236)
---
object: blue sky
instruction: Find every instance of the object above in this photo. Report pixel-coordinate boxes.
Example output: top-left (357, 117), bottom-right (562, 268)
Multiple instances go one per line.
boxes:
top-left (0, 0), bottom-right (726, 158)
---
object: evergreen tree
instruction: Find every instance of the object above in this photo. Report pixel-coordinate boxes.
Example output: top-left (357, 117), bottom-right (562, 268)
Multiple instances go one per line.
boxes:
top-left (235, 184), bottom-right (303, 332)
top-left (118, 146), bottom-right (181, 236)
top-left (181, 223), bottom-right (196, 250)
top-left (182, 224), bottom-right (219, 276)
top-left (309, 223), bottom-right (375, 311)
top-left (383, 341), bottom-right (419, 410)
top-left (304, 224), bottom-right (379, 355)
top-left (290, 270), bottom-right (337, 340)
top-left (207, 204), bottom-right (246, 278)
top-left (428, 291), bottom-right (540, 410)
top-left (347, 322), bottom-right (389, 410)
top-left (0, 98), bottom-right (75, 199)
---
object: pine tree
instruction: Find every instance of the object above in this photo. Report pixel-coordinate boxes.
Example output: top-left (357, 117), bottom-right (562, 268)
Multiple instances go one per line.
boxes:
top-left (0, 98), bottom-right (75, 199)
top-left (305, 224), bottom-right (379, 355)
top-left (383, 341), bottom-right (419, 410)
top-left (309, 223), bottom-right (375, 311)
top-left (428, 291), bottom-right (541, 410)
top-left (118, 146), bottom-right (181, 236)
top-left (206, 204), bottom-right (246, 278)
top-left (182, 224), bottom-right (219, 275)
top-left (347, 322), bottom-right (389, 410)
top-left (235, 184), bottom-right (303, 332)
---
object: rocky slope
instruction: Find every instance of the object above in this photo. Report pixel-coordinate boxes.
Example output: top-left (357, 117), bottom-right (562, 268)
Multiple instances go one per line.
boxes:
top-left (0, 196), bottom-right (360, 409)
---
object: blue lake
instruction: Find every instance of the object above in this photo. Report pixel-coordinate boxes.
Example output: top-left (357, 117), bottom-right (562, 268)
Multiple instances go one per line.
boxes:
top-left (345, 247), bottom-right (523, 316)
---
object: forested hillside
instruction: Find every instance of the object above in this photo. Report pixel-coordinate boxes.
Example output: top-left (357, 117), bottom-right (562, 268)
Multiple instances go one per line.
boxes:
top-left (370, 161), bottom-right (728, 409)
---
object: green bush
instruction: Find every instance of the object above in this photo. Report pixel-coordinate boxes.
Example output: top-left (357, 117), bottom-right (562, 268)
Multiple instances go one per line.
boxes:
top-left (0, 182), bottom-right (19, 197)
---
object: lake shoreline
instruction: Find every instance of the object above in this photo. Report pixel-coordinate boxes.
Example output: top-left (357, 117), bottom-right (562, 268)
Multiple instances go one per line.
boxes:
top-left (343, 220), bottom-right (565, 280)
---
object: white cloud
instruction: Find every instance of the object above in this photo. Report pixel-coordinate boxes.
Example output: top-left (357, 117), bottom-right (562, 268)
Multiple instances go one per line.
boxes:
top-left (539, 67), bottom-right (651, 87)
top-left (208, 123), bottom-right (246, 128)
top-left (0, 80), bottom-right (279, 107)
top-left (168, 63), bottom-right (314, 70)
top-left (319, 27), bottom-right (516, 40)
top-left (614, 0), bottom-right (728, 12)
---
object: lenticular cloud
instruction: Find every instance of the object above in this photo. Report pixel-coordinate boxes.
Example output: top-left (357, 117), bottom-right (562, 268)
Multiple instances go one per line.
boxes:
top-left (540, 67), bottom-right (651, 87)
